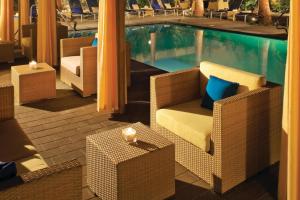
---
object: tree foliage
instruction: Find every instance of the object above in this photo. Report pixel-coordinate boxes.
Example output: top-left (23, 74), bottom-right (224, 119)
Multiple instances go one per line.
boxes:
top-left (241, 0), bottom-right (290, 12)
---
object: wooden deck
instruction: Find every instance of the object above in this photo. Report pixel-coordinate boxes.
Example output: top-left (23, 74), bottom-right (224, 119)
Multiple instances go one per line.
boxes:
top-left (0, 58), bottom-right (279, 200)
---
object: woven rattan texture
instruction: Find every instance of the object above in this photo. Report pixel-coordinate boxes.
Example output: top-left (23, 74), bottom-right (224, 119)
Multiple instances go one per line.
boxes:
top-left (87, 122), bottom-right (175, 200)
top-left (150, 69), bottom-right (282, 193)
top-left (0, 160), bottom-right (82, 200)
top-left (11, 64), bottom-right (56, 105)
top-left (0, 84), bottom-right (14, 121)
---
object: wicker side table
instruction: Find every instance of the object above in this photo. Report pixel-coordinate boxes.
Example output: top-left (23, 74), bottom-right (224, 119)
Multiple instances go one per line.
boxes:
top-left (11, 63), bottom-right (56, 105)
top-left (86, 122), bottom-right (175, 200)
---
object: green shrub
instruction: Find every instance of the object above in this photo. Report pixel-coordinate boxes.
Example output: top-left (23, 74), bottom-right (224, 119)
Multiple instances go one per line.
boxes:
top-left (241, 0), bottom-right (290, 12)
top-left (271, 0), bottom-right (290, 12)
top-left (241, 0), bottom-right (257, 11)
top-left (137, 0), bottom-right (150, 7)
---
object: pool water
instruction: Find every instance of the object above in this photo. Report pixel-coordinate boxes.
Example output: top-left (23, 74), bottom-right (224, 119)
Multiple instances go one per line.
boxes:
top-left (69, 24), bottom-right (287, 85)
top-left (125, 24), bottom-right (287, 85)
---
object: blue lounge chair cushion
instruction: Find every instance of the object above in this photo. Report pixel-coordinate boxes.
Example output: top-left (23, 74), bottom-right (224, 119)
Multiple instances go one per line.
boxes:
top-left (152, 1), bottom-right (161, 10)
top-left (92, 38), bottom-right (98, 47)
top-left (0, 162), bottom-right (17, 181)
top-left (72, 7), bottom-right (82, 14)
top-left (201, 75), bottom-right (239, 110)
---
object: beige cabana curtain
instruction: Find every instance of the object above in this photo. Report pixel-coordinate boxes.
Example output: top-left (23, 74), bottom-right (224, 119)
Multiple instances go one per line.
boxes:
top-left (97, 0), bottom-right (126, 113)
top-left (37, 0), bottom-right (57, 66)
top-left (0, 0), bottom-right (14, 41)
top-left (278, 1), bottom-right (300, 200)
top-left (20, 0), bottom-right (30, 26)
top-left (56, 0), bottom-right (63, 9)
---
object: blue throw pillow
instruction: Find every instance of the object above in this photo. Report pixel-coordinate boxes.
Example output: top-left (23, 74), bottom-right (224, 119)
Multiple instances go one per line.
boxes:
top-left (201, 76), bottom-right (239, 110)
top-left (92, 38), bottom-right (98, 47)
top-left (0, 162), bottom-right (17, 181)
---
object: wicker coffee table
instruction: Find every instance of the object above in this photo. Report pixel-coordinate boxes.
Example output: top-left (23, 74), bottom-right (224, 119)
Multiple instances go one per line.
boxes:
top-left (11, 63), bottom-right (56, 105)
top-left (86, 122), bottom-right (175, 200)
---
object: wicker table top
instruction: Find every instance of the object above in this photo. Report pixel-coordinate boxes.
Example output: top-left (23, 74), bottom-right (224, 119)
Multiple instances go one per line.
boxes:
top-left (11, 63), bottom-right (55, 75)
top-left (88, 122), bottom-right (174, 164)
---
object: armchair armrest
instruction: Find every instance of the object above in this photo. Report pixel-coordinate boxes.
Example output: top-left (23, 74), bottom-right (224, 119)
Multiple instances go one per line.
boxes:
top-left (211, 85), bottom-right (282, 193)
top-left (60, 36), bottom-right (94, 58)
top-left (0, 160), bottom-right (82, 200)
top-left (0, 83), bottom-right (14, 121)
top-left (80, 46), bottom-right (97, 97)
top-left (150, 68), bottom-right (200, 128)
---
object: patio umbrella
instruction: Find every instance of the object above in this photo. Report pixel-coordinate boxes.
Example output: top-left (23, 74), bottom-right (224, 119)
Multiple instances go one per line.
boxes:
top-left (37, 0), bottom-right (57, 66)
top-left (278, 0), bottom-right (300, 199)
top-left (0, 0), bottom-right (14, 41)
top-left (97, 0), bottom-right (126, 113)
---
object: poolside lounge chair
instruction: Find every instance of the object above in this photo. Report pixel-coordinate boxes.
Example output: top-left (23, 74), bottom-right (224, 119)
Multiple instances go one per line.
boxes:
top-left (68, 0), bottom-right (93, 22)
top-left (127, 0), bottom-right (146, 17)
top-left (86, 0), bottom-right (99, 20)
top-left (60, 36), bottom-right (97, 97)
top-left (207, 0), bottom-right (229, 11)
top-left (29, 3), bottom-right (37, 24)
top-left (161, 0), bottom-right (179, 15)
top-left (207, 0), bottom-right (247, 22)
top-left (0, 84), bottom-right (82, 200)
top-left (127, 0), bottom-right (154, 18)
top-left (182, 1), bottom-right (195, 16)
top-left (57, 9), bottom-right (78, 31)
top-left (150, 0), bottom-right (176, 16)
top-left (176, 0), bottom-right (191, 9)
top-left (151, 61), bottom-right (282, 193)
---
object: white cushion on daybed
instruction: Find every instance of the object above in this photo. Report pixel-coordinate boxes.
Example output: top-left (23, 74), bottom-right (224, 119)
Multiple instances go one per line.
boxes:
top-left (61, 56), bottom-right (81, 76)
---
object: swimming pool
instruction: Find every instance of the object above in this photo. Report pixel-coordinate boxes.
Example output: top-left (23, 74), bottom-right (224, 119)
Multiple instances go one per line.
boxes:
top-left (69, 24), bottom-right (287, 85)
top-left (126, 24), bottom-right (287, 85)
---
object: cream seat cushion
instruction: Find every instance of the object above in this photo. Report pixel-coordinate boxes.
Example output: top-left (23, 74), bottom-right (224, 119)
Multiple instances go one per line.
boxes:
top-left (165, 3), bottom-right (172, 9)
top-left (132, 4), bottom-right (140, 10)
top-left (61, 56), bottom-right (81, 76)
top-left (200, 61), bottom-right (266, 94)
top-left (156, 99), bottom-right (213, 152)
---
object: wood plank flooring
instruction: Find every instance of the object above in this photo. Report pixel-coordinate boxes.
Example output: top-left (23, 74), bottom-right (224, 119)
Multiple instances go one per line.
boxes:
top-left (0, 59), bottom-right (279, 200)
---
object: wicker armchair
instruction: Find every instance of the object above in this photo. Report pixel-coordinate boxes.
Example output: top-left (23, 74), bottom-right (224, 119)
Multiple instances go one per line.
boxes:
top-left (150, 61), bottom-right (282, 193)
top-left (60, 36), bottom-right (97, 97)
top-left (0, 84), bottom-right (82, 200)
top-left (0, 41), bottom-right (14, 63)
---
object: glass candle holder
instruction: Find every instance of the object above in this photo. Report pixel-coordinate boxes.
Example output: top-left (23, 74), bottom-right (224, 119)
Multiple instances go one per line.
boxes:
top-left (122, 127), bottom-right (137, 143)
top-left (29, 60), bottom-right (38, 70)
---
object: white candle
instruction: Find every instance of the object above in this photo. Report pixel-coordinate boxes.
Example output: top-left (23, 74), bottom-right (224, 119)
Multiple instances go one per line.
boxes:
top-left (29, 60), bottom-right (38, 70)
top-left (122, 127), bottom-right (137, 143)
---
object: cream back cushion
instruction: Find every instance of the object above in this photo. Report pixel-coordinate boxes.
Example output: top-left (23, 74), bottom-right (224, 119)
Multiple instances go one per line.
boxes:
top-left (132, 4), bottom-right (140, 10)
top-left (199, 61), bottom-right (266, 95)
top-left (165, 3), bottom-right (172, 9)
